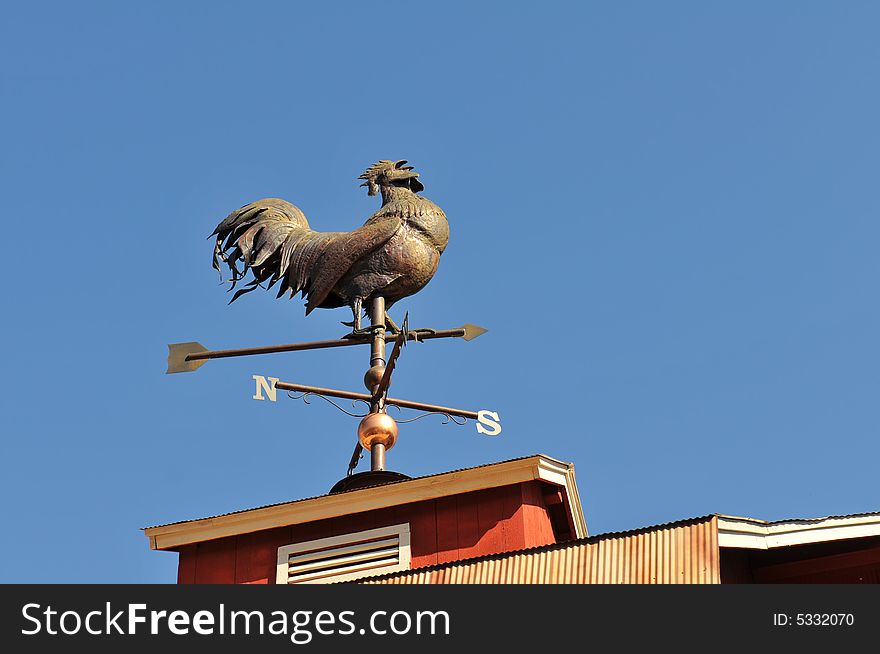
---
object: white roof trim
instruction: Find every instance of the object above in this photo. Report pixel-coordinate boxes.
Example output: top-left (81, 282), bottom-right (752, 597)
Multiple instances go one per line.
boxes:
top-left (145, 454), bottom-right (587, 550)
top-left (718, 513), bottom-right (880, 550)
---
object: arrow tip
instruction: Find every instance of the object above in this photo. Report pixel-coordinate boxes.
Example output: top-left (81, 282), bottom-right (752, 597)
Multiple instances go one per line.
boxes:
top-left (461, 324), bottom-right (489, 341)
top-left (166, 342), bottom-right (209, 374)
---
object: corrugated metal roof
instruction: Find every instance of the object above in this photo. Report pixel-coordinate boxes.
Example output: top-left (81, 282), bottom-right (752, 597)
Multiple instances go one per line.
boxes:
top-left (143, 453), bottom-right (559, 530)
top-left (357, 515), bottom-right (720, 584)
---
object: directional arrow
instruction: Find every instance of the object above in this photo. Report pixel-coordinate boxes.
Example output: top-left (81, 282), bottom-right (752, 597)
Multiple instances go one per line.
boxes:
top-left (166, 342), bottom-right (210, 374)
top-left (165, 324), bottom-right (488, 374)
top-left (460, 323), bottom-right (488, 341)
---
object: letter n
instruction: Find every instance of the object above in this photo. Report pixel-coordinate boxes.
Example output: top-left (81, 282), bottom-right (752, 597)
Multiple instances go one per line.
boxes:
top-left (252, 375), bottom-right (280, 402)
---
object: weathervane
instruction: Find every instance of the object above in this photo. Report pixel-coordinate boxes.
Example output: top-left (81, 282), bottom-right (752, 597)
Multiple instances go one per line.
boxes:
top-left (167, 160), bottom-right (501, 490)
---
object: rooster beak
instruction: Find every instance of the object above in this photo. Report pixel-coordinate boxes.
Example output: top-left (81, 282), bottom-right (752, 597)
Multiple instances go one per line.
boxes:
top-left (386, 167), bottom-right (423, 192)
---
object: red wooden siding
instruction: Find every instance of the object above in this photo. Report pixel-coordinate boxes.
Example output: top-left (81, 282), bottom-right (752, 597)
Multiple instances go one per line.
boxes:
top-left (177, 480), bottom-right (559, 584)
top-left (192, 537), bottom-right (236, 584)
top-left (176, 544), bottom-right (197, 584)
top-left (234, 527), bottom-right (290, 584)
top-left (522, 481), bottom-right (557, 546)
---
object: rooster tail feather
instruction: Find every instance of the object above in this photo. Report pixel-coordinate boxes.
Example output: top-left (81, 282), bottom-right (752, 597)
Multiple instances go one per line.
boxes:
top-left (212, 198), bottom-right (315, 304)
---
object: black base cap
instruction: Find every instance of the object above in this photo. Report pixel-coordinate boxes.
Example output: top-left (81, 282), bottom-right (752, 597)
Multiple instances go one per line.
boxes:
top-left (329, 470), bottom-right (411, 493)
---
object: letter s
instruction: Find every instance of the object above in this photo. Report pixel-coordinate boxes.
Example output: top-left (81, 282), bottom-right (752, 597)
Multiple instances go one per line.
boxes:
top-left (476, 410), bottom-right (502, 436)
top-left (22, 604), bottom-right (41, 635)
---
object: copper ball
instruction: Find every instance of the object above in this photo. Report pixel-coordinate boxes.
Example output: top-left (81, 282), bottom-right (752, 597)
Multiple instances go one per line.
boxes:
top-left (363, 365), bottom-right (386, 392)
top-left (357, 412), bottom-right (398, 450)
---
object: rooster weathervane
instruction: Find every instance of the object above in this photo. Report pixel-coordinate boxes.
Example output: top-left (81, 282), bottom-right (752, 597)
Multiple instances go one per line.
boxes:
top-left (168, 160), bottom-right (501, 490)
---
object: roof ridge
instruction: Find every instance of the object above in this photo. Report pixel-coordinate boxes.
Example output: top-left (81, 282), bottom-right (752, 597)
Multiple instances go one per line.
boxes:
top-left (718, 510), bottom-right (880, 526)
top-left (143, 453), bottom-right (556, 531)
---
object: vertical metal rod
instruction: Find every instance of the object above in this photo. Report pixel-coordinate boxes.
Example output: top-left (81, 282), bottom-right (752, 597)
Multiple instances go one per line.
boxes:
top-left (369, 296), bottom-right (386, 372)
top-left (371, 443), bottom-right (386, 471)
top-left (368, 297), bottom-right (386, 471)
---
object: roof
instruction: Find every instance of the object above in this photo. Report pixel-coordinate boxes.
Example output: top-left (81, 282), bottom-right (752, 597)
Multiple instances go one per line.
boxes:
top-left (717, 511), bottom-right (880, 549)
top-left (144, 454), bottom-right (538, 530)
top-left (356, 515), bottom-right (720, 584)
top-left (354, 510), bottom-right (880, 584)
top-left (143, 454), bottom-right (588, 551)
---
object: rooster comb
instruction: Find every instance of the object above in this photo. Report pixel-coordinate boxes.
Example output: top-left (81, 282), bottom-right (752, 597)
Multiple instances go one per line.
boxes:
top-left (358, 160), bottom-right (416, 181)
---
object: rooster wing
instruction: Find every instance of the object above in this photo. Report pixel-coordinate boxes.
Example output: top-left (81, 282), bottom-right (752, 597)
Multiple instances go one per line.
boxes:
top-left (212, 198), bottom-right (401, 311)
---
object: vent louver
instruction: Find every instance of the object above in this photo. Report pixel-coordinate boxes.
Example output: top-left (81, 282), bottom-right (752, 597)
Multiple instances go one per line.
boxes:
top-left (276, 523), bottom-right (411, 584)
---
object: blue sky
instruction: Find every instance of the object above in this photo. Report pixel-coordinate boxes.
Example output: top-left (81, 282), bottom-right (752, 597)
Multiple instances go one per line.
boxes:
top-left (1, 2), bottom-right (878, 582)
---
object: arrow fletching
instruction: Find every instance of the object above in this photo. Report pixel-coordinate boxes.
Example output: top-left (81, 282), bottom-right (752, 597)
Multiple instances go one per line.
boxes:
top-left (166, 342), bottom-right (210, 374)
top-left (461, 324), bottom-right (488, 341)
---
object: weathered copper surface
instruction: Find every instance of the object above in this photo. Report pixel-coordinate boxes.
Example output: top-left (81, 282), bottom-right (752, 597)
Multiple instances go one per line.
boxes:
top-left (211, 160), bottom-right (449, 332)
top-left (357, 413), bottom-right (399, 451)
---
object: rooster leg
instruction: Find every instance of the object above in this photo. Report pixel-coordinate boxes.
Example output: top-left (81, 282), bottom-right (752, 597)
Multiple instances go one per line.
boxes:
top-left (340, 299), bottom-right (363, 328)
top-left (342, 298), bottom-right (373, 339)
top-left (352, 297), bottom-right (363, 332)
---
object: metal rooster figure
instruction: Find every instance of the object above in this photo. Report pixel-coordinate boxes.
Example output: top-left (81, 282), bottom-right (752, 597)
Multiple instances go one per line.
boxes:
top-left (168, 159), bottom-right (500, 489)
top-left (211, 160), bottom-right (448, 335)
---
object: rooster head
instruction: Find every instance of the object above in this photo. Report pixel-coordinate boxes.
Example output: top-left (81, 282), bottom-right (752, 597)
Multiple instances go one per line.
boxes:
top-left (358, 160), bottom-right (424, 196)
